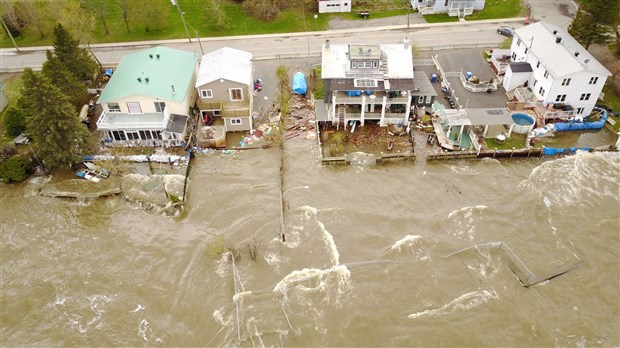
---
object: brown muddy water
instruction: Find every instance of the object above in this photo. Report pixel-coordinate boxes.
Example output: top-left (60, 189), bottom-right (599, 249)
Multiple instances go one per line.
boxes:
top-left (1, 138), bottom-right (619, 347)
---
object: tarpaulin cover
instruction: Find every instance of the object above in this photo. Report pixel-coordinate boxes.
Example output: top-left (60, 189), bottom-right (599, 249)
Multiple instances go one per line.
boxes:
top-left (543, 147), bottom-right (566, 156)
top-left (345, 90), bottom-right (362, 96)
top-left (292, 71), bottom-right (307, 94)
top-left (553, 109), bottom-right (607, 131)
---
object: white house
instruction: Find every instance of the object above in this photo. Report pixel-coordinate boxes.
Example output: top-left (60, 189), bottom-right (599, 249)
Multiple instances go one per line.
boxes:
top-left (96, 46), bottom-right (198, 146)
top-left (505, 22), bottom-right (611, 117)
top-left (195, 47), bottom-right (254, 133)
top-left (318, 0), bottom-right (351, 13)
top-left (410, 0), bottom-right (485, 17)
top-left (318, 39), bottom-right (414, 129)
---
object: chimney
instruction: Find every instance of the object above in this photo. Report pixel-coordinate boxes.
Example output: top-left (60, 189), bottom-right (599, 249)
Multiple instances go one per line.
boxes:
top-left (555, 37), bottom-right (561, 44)
top-left (553, 30), bottom-right (558, 35)
top-left (149, 54), bottom-right (153, 59)
top-left (574, 52), bottom-right (580, 57)
top-left (137, 77), bottom-right (142, 82)
top-left (171, 84), bottom-right (176, 95)
top-left (156, 54), bottom-right (160, 59)
top-left (145, 77), bottom-right (150, 82)
top-left (325, 39), bottom-right (330, 49)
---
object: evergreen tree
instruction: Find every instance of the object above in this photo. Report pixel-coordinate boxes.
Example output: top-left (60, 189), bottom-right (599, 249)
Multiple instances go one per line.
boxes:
top-left (20, 69), bottom-right (93, 171)
top-left (42, 50), bottom-right (87, 108)
top-left (52, 23), bottom-right (97, 82)
top-left (569, 0), bottom-right (620, 49)
top-left (2, 106), bottom-right (26, 137)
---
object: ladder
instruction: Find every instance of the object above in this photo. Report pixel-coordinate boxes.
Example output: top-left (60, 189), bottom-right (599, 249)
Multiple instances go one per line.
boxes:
top-left (337, 106), bottom-right (346, 130)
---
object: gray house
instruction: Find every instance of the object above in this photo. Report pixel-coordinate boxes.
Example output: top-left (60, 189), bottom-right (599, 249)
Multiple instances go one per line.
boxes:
top-left (195, 47), bottom-right (254, 133)
top-left (318, 39), bottom-right (414, 129)
top-left (411, 0), bottom-right (485, 17)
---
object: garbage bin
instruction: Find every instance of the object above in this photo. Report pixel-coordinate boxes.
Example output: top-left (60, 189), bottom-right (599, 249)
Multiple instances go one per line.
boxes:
top-left (431, 73), bottom-right (438, 83)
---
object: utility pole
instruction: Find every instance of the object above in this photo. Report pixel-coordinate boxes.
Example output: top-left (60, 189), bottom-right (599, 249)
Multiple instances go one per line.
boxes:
top-left (171, 0), bottom-right (191, 43)
top-left (0, 17), bottom-right (20, 52)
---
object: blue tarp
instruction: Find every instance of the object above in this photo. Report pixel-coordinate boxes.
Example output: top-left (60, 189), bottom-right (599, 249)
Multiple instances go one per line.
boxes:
top-left (345, 90), bottom-right (362, 96)
top-left (292, 71), bottom-right (307, 95)
top-left (543, 147), bottom-right (566, 156)
top-left (553, 109), bottom-right (607, 131)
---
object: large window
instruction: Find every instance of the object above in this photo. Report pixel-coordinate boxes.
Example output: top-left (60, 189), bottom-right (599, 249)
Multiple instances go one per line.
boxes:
top-left (231, 118), bottom-right (242, 125)
top-left (201, 89), bottom-right (213, 98)
top-left (351, 61), bottom-right (378, 69)
top-left (580, 93), bottom-right (591, 101)
top-left (354, 78), bottom-right (378, 88)
top-left (108, 102), bottom-right (121, 112)
top-left (111, 130), bottom-right (126, 141)
top-left (555, 94), bottom-right (566, 102)
top-left (229, 88), bottom-right (243, 101)
top-left (126, 102), bottom-right (142, 114)
top-left (561, 78), bottom-right (571, 86)
top-left (538, 86), bottom-right (545, 96)
top-left (589, 77), bottom-right (599, 85)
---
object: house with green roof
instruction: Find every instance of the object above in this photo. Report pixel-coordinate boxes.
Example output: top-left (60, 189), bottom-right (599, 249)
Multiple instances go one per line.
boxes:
top-left (96, 46), bottom-right (198, 146)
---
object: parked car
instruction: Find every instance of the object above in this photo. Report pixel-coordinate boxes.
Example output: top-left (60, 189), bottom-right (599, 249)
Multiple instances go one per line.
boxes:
top-left (497, 26), bottom-right (515, 37)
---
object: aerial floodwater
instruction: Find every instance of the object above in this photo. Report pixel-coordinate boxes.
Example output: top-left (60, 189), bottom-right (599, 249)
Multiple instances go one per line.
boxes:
top-left (1, 139), bottom-right (619, 346)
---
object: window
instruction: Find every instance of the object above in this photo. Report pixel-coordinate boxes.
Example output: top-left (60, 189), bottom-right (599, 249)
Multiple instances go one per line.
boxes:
top-left (561, 78), bottom-right (571, 86)
top-left (231, 118), bottom-right (242, 125)
top-left (538, 86), bottom-right (545, 96)
top-left (555, 94), bottom-right (566, 102)
top-left (536, 61), bottom-right (540, 69)
top-left (576, 107), bottom-right (584, 114)
top-left (126, 102), bottom-right (141, 114)
top-left (517, 39), bottom-right (521, 47)
top-left (354, 78), bottom-right (378, 88)
top-left (524, 47), bottom-right (528, 54)
top-left (426, 96), bottom-right (432, 104)
top-left (108, 102), bottom-right (121, 112)
top-left (589, 77), bottom-right (599, 85)
top-left (229, 88), bottom-right (243, 101)
top-left (533, 79), bottom-right (538, 87)
top-left (543, 70), bottom-right (549, 79)
top-left (201, 89), bottom-right (213, 98)
top-left (126, 131), bottom-right (139, 140)
top-left (580, 93), bottom-right (591, 101)
top-left (352, 61), bottom-right (377, 69)
top-left (139, 130), bottom-right (153, 140)
top-left (511, 52), bottom-right (517, 60)
top-left (444, 0), bottom-right (448, 5)
top-left (111, 130), bottom-right (126, 141)
top-left (154, 101), bottom-right (166, 112)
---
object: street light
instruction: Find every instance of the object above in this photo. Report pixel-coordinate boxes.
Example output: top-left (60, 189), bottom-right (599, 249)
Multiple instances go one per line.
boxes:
top-left (280, 185), bottom-right (310, 242)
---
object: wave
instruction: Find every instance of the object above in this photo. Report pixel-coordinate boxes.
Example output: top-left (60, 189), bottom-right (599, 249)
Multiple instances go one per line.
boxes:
top-left (298, 205), bottom-right (341, 266)
top-left (408, 289), bottom-right (498, 319)
top-left (390, 235), bottom-right (422, 252)
top-left (273, 265), bottom-right (352, 308)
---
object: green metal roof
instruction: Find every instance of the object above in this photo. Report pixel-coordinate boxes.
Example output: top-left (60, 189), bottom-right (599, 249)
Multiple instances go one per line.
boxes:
top-left (98, 46), bottom-right (197, 104)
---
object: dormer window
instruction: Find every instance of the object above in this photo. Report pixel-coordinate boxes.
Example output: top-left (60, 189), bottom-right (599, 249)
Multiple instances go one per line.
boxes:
top-left (351, 61), bottom-right (378, 69)
top-left (354, 78), bottom-right (377, 88)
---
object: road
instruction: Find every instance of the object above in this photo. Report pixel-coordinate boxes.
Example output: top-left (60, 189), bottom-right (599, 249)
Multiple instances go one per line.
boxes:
top-left (0, 19), bottom-right (524, 73)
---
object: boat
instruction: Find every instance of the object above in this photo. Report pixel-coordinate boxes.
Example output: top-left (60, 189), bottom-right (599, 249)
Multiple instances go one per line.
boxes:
top-left (76, 162), bottom-right (109, 182)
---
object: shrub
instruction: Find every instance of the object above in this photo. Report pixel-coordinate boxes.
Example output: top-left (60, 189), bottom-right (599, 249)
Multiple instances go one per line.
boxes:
top-left (2, 106), bottom-right (26, 137)
top-left (0, 155), bottom-right (29, 183)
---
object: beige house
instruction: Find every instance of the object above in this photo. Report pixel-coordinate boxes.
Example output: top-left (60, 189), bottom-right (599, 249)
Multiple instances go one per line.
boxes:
top-left (195, 47), bottom-right (254, 133)
top-left (96, 46), bottom-right (198, 146)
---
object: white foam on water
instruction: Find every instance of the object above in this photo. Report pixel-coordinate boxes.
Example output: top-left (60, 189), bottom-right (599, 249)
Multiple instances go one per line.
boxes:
top-left (215, 252), bottom-right (231, 277)
top-left (447, 164), bottom-right (481, 176)
top-left (273, 265), bottom-right (352, 308)
top-left (233, 291), bottom-right (252, 304)
top-left (390, 235), bottom-right (422, 252)
top-left (245, 317), bottom-right (266, 348)
top-left (131, 304), bottom-right (145, 313)
top-left (408, 290), bottom-right (498, 319)
top-left (298, 205), bottom-right (341, 266)
top-left (263, 252), bottom-right (281, 266)
top-left (448, 205), bottom-right (488, 219)
top-left (543, 196), bottom-right (551, 208)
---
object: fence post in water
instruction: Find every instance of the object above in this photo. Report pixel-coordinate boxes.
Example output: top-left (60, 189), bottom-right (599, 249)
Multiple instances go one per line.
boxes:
top-left (493, 148), bottom-right (497, 158)
top-left (231, 253), bottom-right (242, 345)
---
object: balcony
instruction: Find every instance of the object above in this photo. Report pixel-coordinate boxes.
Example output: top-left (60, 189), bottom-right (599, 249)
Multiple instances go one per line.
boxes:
top-left (333, 91), bottom-right (410, 105)
top-left (97, 106), bottom-right (171, 130)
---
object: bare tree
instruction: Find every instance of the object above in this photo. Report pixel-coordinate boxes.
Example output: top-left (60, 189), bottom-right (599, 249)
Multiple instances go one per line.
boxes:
top-left (17, 1), bottom-right (49, 38)
top-left (128, 0), bottom-right (168, 32)
top-left (116, 0), bottom-right (131, 33)
top-left (81, 0), bottom-right (110, 35)
top-left (0, 0), bottom-right (26, 35)
top-left (204, 0), bottom-right (229, 30)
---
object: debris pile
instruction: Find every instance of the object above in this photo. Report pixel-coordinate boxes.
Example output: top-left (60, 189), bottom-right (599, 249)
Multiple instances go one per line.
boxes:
top-left (284, 95), bottom-right (316, 140)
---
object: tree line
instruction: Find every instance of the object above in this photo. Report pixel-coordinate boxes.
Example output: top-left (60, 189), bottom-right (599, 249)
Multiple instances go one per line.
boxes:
top-left (1, 24), bottom-right (96, 182)
top-left (568, 0), bottom-right (620, 56)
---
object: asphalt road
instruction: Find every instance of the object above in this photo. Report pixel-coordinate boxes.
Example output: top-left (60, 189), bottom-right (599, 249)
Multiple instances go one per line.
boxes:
top-left (0, 19), bottom-right (524, 73)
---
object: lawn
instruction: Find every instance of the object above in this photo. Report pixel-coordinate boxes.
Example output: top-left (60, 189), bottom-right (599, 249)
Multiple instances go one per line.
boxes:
top-left (601, 85), bottom-right (620, 132)
top-left (0, 73), bottom-right (23, 145)
top-left (421, 0), bottom-right (524, 23)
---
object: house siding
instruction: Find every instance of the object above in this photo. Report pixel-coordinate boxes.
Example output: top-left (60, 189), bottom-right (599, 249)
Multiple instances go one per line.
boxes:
top-left (225, 117), bottom-right (251, 132)
top-left (197, 79), bottom-right (250, 111)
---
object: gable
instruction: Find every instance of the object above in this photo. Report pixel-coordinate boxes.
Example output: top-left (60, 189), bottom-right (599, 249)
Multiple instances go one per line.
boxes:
top-left (196, 47), bottom-right (253, 87)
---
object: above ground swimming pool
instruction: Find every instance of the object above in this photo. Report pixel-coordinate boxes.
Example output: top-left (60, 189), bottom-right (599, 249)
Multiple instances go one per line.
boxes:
top-left (511, 112), bottom-right (535, 134)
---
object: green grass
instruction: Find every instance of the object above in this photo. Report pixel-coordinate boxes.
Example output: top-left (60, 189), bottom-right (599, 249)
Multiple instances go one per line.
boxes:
top-left (1, 0), bottom-right (335, 48)
top-left (422, 14), bottom-right (460, 23)
top-left (340, 9), bottom-right (412, 20)
top-left (466, 0), bottom-right (526, 20)
top-left (487, 133), bottom-right (528, 150)
top-left (0, 73), bottom-right (24, 145)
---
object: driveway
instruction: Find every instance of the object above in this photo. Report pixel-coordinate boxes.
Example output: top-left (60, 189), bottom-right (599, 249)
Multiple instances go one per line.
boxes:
top-left (526, 0), bottom-right (578, 28)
